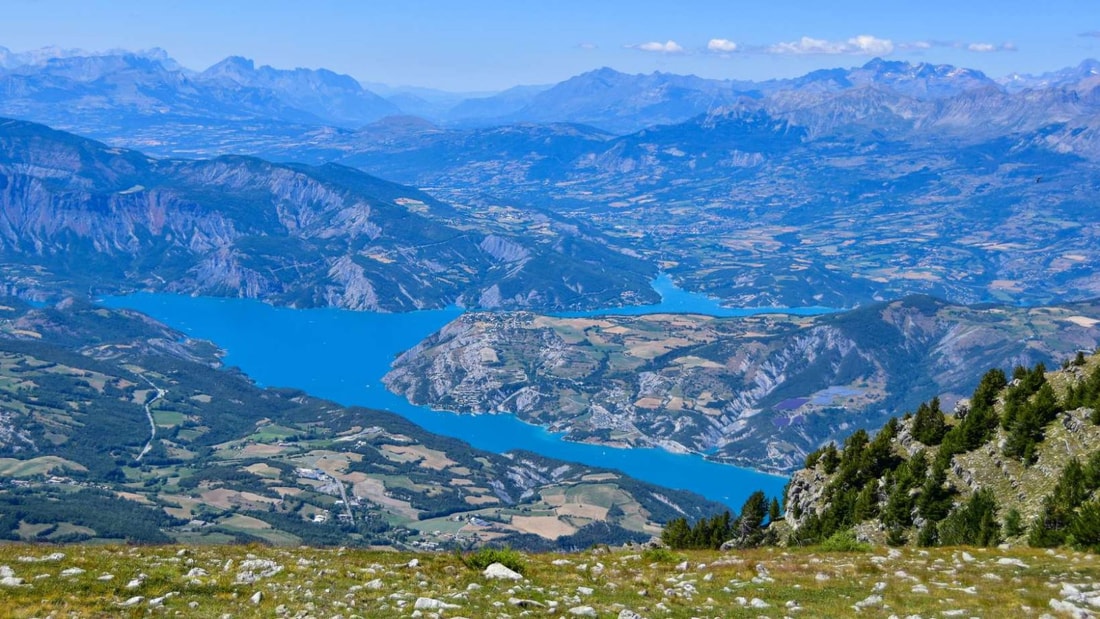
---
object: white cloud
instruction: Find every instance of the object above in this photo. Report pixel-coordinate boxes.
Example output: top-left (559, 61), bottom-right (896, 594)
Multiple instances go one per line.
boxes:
top-left (764, 36), bottom-right (1016, 56)
top-left (707, 38), bottom-right (739, 53)
top-left (769, 36), bottom-right (842, 55)
top-left (628, 40), bottom-right (685, 53)
top-left (577, 42), bottom-right (598, 50)
top-left (767, 34), bottom-right (894, 56)
top-left (965, 42), bottom-right (1016, 52)
top-left (849, 35), bottom-right (894, 55)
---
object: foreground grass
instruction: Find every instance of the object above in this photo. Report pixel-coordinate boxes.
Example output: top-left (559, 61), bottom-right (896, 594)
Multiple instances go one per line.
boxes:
top-left (0, 543), bottom-right (1098, 617)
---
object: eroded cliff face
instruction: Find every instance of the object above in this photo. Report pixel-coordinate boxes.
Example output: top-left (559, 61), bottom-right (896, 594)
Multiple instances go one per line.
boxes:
top-left (0, 118), bottom-right (657, 312)
top-left (385, 298), bottom-right (1100, 473)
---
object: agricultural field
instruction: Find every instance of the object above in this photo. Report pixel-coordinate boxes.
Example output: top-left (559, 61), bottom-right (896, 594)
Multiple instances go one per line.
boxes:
top-left (0, 299), bottom-right (724, 550)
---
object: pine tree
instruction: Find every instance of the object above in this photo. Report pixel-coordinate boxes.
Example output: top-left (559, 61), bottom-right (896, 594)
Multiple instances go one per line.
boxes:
top-left (917, 460), bottom-right (954, 522)
top-left (1068, 501), bottom-right (1100, 552)
top-left (938, 488), bottom-right (1000, 547)
top-left (820, 443), bottom-right (840, 474)
top-left (853, 483), bottom-right (878, 522)
top-left (1029, 458), bottom-right (1087, 547)
top-left (768, 497), bottom-right (781, 523)
top-left (912, 398), bottom-right (947, 445)
top-left (1003, 508), bottom-right (1024, 538)
top-left (660, 517), bottom-right (690, 548)
top-left (738, 491), bottom-right (767, 536)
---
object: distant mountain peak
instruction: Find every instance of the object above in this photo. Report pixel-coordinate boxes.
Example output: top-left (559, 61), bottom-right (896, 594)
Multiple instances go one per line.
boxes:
top-left (203, 55), bottom-right (257, 80)
top-left (0, 45), bottom-right (182, 71)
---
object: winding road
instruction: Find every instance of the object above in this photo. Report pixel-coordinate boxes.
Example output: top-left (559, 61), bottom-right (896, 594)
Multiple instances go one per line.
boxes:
top-left (135, 374), bottom-right (165, 462)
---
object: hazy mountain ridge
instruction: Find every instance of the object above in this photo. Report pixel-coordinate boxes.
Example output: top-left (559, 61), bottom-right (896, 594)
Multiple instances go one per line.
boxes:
top-left (333, 97), bottom-right (1100, 308)
top-left (0, 118), bottom-right (656, 311)
top-left (383, 296), bottom-right (1100, 473)
top-left (0, 47), bottom-right (1095, 150)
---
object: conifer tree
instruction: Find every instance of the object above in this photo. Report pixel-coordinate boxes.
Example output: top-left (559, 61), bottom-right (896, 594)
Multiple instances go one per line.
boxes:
top-left (1029, 458), bottom-right (1087, 547)
top-left (912, 397), bottom-right (947, 445)
top-left (768, 497), bottom-right (781, 523)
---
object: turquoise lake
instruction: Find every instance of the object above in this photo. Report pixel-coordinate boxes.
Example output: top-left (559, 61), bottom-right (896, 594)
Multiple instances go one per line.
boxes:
top-left (101, 278), bottom-right (829, 510)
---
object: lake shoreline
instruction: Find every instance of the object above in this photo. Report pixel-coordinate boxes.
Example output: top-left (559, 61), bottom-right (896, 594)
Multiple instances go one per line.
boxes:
top-left (98, 276), bottom-right (813, 508)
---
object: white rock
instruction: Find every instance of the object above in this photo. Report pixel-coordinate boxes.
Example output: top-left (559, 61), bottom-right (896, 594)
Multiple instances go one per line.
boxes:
top-left (97, 574), bottom-right (114, 581)
top-left (18, 553), bottom-right (65, 563)
top-left (577, 586), bottom-right (594, 596)
top-left (119, 596), bottom-right (144, 607)
top-left (414, 597), bottom-right (459, 610)
top-left (853, 594), bottom-right (883, 610)
top-left (569, 606), bottom-right (598, 617)
top-left (1050, 598), bottom-right (1092, 619)
top-left (60, 567), bottom-right (85, 577)
top-left (750, 598), bottom-right (769, 608)
top-left (407, 559), bottom-right (419, 568)
top-left (235, 559), bottom-right (282, 584)
top-left (365, 578), bottom-right (384, 590)
top-left (996, 557), bottom-right (1029, 568)
top-left (250, 591), bottom-right (263, 604)
top-left (482, 562), bottom-right (523, 580)
top-left (961, 552), bottom-right (975, 562)
top-left (617, 610), bottom-right (642, 619)
top-left (186, 567), bottom-right (207, 578)
top-left (911, 584), bottom-right (929, 594)
top-left (0, 577), bottom-right (23, 587)
top-left (0, 566), bottom-right (13, 578)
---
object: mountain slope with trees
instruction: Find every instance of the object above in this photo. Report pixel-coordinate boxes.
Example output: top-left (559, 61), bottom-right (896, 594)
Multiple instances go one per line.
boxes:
top-left (784, 351), bottom-right (1100, 551)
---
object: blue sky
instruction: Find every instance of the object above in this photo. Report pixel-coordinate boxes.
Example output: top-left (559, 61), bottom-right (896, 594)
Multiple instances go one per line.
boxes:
top-left (2, 0), bottom-right (1098, 91)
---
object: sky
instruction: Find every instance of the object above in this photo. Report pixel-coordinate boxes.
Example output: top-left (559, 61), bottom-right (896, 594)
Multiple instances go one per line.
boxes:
top-left (1, 0), bottom-right (1099, 92)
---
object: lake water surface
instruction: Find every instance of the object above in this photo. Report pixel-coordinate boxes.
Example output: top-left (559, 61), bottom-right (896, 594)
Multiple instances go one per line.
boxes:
top-left (101, 278), bottom-right (830, 509)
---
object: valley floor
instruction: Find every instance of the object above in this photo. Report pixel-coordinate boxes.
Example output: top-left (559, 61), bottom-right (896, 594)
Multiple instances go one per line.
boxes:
top-left (0, 544), bottom-right (1097, 618)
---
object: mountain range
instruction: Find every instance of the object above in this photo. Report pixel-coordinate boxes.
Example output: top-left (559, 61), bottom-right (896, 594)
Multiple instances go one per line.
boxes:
top-left (0, 118), bottom-right (656, 311)
top-left (8, 47), bottom-right (1093, 309)
top-left (2, 45), bottom-right (1097, 143)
